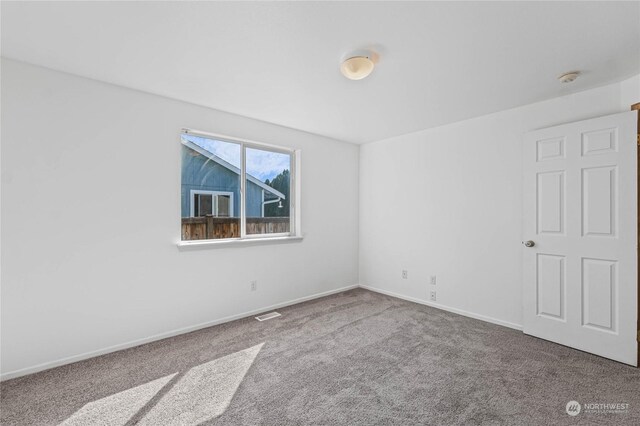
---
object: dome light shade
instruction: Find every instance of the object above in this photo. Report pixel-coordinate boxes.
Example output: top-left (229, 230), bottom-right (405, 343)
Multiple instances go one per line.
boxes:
top-left (558, 71), bottom-right (580, 83)
top-left (340, 56), bottom-right (374, 80)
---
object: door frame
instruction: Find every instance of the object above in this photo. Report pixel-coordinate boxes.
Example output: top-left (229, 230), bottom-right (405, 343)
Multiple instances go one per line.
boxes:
top-left (632, 102), bottom-right (640, 367)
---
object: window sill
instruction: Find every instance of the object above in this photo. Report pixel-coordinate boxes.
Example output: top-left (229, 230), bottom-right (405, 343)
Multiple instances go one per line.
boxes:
top-left (177, 235), bottom-right (304, 250)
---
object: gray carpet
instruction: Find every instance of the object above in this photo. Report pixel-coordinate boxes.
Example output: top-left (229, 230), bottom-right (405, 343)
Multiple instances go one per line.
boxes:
top-left (1, 288), bottom-right (639, 425)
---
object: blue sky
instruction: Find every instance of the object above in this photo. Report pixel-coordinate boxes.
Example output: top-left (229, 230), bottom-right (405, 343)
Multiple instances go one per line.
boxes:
top-left (183, 135), bottom-right (290, 182)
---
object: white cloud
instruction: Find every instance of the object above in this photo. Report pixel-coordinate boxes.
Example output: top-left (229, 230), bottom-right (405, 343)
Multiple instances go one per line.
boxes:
top-left (246, 148), bottom-right (290, 182)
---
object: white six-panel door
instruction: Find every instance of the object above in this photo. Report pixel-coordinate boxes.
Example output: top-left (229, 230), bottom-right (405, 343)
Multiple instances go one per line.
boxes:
top-left (522, 110), bottom-right (637, 366)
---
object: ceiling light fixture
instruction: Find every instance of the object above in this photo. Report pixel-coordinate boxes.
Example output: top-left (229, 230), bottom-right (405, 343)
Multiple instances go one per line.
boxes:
top-left (558, 71), bottom-right (580, 83)
top-left (340, 56), bottom-right (375, 80)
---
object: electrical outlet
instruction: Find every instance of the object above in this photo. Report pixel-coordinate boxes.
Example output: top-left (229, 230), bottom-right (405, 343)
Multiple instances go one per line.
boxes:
top-left (402, 270), bottom-right (408, 279)
top-left (429, 291), bottom-right (437, 301)
top-left (250, 280), bottom-right (257, 291)
top-left (429, 275), bottom-right (437, 285)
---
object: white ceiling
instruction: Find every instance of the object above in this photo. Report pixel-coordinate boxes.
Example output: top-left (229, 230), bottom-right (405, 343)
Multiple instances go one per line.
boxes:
top-left (2, 1), bottom-right (638, 144)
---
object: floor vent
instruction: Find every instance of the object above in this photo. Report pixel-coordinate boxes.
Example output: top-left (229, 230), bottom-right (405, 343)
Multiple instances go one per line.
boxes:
top-left (255, 311), bottom-right (281, 321)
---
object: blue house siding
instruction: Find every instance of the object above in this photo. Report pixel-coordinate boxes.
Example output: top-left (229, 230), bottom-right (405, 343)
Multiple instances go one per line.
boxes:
top-left (181, 145), bottom-right (268, 218)
top-left (246, 182), bottom-right (264, 217)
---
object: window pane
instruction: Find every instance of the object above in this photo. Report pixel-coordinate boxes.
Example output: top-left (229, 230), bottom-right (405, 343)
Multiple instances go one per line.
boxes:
top-left (245, 147), bottom-right (291, 235)
top-left (194, 194), bottom-right (212, 217)
top-left (217, 195), bottom-right (231, 217)
top-left (181, 134), bottom-right (241, 240)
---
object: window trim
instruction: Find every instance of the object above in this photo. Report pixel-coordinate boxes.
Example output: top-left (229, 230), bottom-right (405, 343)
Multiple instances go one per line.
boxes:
top-left (189, 190), bottom-right (234, 218)
top-left (177, 235), bottom-right (303, 249)
top-left (180, 128), bottom-right (301, 245)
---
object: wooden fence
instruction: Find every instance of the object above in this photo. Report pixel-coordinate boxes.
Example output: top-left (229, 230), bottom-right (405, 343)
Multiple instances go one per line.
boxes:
top-left (181, 216), bottom-right (290, 240)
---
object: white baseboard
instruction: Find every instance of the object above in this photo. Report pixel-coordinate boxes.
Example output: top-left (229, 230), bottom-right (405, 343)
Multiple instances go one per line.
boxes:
top-left (1, 283), bottom-right (522, 381)
top-left (0, 284), bottom-right (359, 381)
top-left (359, 284), bottom-right (523, 331)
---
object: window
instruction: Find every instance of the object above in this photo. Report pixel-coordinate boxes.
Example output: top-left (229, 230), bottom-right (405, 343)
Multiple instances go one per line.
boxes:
top-left (190, 190), bottom-right (233, 217)
top-left (180, 129), bottom-right (298, 242)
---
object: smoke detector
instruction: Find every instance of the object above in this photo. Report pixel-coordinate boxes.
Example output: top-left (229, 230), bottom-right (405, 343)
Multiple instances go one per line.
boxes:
top-left (558, 71), bottom-right (580, 83)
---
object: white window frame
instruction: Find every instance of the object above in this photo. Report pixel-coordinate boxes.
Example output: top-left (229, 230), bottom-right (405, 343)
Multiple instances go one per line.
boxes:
top-left (189, 190), bottom-right (234, 218)
top-left (179, 128), bottom-right (302, 247)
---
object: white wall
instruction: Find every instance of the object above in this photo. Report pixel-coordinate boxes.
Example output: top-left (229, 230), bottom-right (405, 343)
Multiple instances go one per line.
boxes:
top-left (360, 75), bottom-right (640, 329)
top-left (2, 56), bottom-right (638, 379)
top-left (0, 59), bottom-right (359, 378)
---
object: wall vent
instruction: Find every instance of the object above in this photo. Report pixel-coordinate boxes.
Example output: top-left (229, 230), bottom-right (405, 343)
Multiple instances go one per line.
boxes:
top-left (255, 311), bottom-right (281, 321)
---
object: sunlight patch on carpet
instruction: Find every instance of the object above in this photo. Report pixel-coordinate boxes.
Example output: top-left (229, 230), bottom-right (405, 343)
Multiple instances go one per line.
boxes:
top-left (138, 342), bottom-right (264, 425)
top-left (60, 373), bottom-right (177, 426)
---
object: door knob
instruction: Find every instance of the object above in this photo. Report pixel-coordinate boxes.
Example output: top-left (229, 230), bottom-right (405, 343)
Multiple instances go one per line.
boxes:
top-left (523, 240), bottom-right (535, 247)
